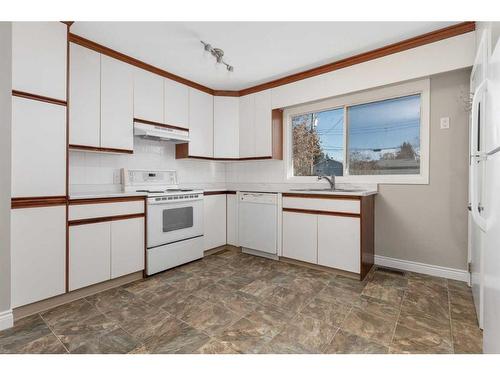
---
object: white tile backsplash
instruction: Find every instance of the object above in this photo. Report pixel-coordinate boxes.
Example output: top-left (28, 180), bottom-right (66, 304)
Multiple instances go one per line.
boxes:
top-left (69, 138), bottom-right (226, 194)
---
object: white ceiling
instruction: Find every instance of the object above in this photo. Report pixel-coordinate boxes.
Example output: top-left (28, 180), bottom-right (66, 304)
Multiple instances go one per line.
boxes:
top-left (72, 22), bottom-right (458, 91)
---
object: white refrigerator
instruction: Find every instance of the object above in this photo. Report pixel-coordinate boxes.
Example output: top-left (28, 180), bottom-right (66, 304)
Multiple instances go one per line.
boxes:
top-left (469, 29), bottom-right (500, 353)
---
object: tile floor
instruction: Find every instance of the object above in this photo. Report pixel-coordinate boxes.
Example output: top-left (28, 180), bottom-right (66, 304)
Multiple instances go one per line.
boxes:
top-left (0, 248), bottom-right (483, 354)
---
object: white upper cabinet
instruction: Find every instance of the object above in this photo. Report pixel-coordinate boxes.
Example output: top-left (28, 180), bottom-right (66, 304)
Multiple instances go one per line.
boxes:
top-left (188, 88), bottom-right (214, 157)
top-left (239, 94), bottom-right (255, 158)
top-left (69, 44), bottom-right (101, 147)
top-left (100, 55), bottom-right (134, 151)
top-left (214, 96), bottom-right (239, 158)
top-left (165, 78), bottom-right (189, 128)
top-left (254, 90), bottom-right (272, 157)
top-left (133, 68), bottom-right (164, 123)
top-left (12, 97), bottom-right (66, 197)
top-left (238, 90), bottom-right (273, 158)
top-left (12, 22), bottom-right (67, 100)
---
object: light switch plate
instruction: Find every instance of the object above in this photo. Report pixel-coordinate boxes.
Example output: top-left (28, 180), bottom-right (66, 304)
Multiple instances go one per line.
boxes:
top-left (440, 117), bottom-right (450, 129)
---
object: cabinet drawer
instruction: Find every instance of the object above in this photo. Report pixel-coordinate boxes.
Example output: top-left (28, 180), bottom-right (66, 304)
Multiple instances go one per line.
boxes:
top-left (282, 196), bottom-right (360, 214)
top-left (69, 200), bottom-right (144, 220)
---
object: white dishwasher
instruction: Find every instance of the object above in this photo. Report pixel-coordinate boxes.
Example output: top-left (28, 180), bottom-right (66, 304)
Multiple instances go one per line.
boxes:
top-left (238, 192), bottom-right (278, 257)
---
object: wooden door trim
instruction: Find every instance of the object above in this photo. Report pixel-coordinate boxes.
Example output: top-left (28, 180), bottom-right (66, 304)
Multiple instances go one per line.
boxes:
top-left (11, 196), bottom-right (68, 209)
top-left (134, 118), bottom-right (189, 132)
top-left (68, 213), bottom-right (145, 226)
top-left (283, 207), bottom-right (360, 218)
top-left (12, 90), bottom-right (67, 106)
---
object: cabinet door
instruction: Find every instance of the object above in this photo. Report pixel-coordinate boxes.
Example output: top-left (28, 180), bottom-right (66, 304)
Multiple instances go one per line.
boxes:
top-left (318, 215), bottom-right (360, 273)
top-left (239, 94), bottom-right (255, 158)
top-left (11, 206), bottom-right (66, 308)
top-left (111, 217), bottom-right (145, 278)
top-left (69, 43), bottom-right (101, 147)
top-left (214, 96), bottom-right (239, 158)
top-left (226, 194), bottom-right (238, 246)
top-left (254, 90), bottom-right (272, 157)
top-left (12, 22), bottom-right (67, 100)
top-left (133, 68), bottom-right (164, 123)
top-left (204, 195), bottom-right (227, 250)
top-left (164, 78), bottom-right (189, 128)
top-left (12, 97), bottom-right (66, 197)
top-left (69, 222), bottom-right (111, 291)
top-left (282, 211), bottom-right (317, 264)
top-left (100, 55), bottom-right (134, 151)
top-left (189, 88), bottom-right (214, 157)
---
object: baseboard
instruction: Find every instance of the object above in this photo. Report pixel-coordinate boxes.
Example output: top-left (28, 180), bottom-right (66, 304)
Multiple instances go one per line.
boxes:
top-left (374, 255), bottom-right (469, 282)
top-left (0, 310), bottom-right (14, 331)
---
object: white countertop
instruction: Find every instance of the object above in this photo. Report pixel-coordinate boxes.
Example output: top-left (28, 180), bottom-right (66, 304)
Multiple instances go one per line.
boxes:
top-left (201, 185), bottom-right (378, 197)
top-left (69, 191), bottom-right (148, 200)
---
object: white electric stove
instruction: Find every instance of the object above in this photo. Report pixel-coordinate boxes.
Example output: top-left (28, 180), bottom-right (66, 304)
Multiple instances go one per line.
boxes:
top-left (122, 169), bottom-right (204, 275)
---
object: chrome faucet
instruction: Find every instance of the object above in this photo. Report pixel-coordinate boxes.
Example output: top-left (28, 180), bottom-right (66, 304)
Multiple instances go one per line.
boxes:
top-left (318, 175), bottom-right (336, 190)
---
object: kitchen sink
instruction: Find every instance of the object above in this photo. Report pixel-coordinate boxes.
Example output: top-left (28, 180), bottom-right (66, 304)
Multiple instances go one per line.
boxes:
top-left (290, 188), bottom-right (365, 193)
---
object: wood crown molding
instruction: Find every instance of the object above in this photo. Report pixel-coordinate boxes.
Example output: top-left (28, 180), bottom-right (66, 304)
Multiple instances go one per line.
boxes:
top-left (12, 90), bottom-right (67, 106)
top-left (68, 22), bottom-right (475, 98)
top-left (11, 196), bottom-right (67, 209)
top-left (282, 207), bottom-right (360, 218)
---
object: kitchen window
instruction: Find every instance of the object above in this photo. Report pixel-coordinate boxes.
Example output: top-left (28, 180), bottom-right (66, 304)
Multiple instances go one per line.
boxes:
top-left (285, 79), bottom-right (430, 184)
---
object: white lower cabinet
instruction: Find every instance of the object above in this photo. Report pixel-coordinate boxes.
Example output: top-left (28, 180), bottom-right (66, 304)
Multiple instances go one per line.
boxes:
top-left (317, 215), bottom-right (360, 273)
top-left (282, 211), bottom-right (317, 264)
top-left (203, 194), bottom-right (227, 250)
top-left (226, 194), bottom-right (238, 246)
top-left (69, 217), bottom-right (145, 291)
top-left (69, 222), bottom-right (111, 291)
top-left (11, 206), bottom-right (66, 308)
top-left (111, 217), bottom-right (145, 278)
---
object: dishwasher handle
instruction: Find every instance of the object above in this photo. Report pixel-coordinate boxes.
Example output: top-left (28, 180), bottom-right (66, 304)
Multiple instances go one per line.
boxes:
top-left (239, 192), bottom-right (278, 205)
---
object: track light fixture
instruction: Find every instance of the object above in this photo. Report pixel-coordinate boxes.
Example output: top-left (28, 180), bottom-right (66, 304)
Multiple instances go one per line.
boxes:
top-left (201, 40), bottom-right (234, 72)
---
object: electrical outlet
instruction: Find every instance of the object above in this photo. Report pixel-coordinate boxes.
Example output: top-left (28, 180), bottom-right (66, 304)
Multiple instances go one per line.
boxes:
top-left (113, 170), bottom-right (122, 184)
top-left (440, 117), bottom-right (450, 129)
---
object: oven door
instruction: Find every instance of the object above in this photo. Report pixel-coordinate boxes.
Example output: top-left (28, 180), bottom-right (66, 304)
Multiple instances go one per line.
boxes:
top-left (147, 198), bottom-right (203, 248)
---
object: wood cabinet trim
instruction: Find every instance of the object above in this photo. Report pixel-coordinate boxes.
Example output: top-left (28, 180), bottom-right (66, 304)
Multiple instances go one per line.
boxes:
top-left (12, 90), bottom-right (67, 106)
top-left (69, 196), bottom-right (146, 205)
top-left (134, 118), bottom-right (189, 132)
top-left (68, 213), bottom-right (145, 226)
top-left (11, 196), bottom-right (68, 209)
top-left (283, 207), bottom-right (360, 218)
top-left (69, 144), bottom-right (134, 154)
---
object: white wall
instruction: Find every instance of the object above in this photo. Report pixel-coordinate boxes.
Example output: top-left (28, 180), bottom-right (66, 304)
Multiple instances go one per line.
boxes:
top-left (0, 22), bottom-right (12, 326)
top-left (69, 137), bottom-right (226, 193)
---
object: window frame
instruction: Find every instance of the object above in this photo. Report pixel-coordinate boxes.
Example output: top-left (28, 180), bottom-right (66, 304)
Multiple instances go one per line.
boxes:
top-left (284, 78), bottom-right (430, 184)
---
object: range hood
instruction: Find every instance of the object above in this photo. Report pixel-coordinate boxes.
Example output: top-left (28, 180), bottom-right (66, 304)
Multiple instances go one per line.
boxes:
top-left (134, 121), bottom-right (189, 143)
